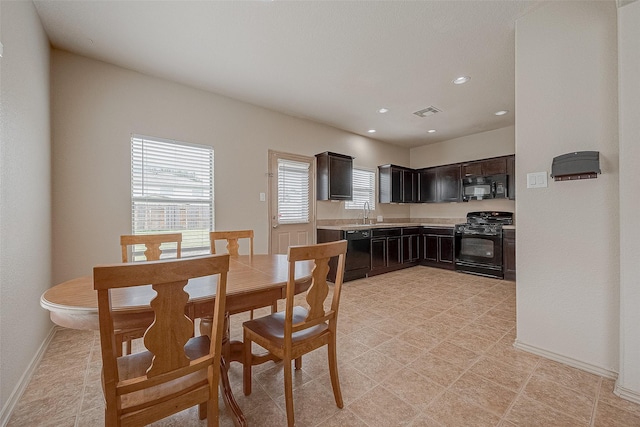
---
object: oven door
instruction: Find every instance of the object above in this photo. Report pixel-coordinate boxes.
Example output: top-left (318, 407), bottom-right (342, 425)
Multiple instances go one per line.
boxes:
top-left (454, 230), bottom-right (503, 278)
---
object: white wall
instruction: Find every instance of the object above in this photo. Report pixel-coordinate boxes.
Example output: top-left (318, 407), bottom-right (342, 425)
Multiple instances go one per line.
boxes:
top-left (617, 0), bottom-right (640, 402)
top-left (515, 2), bottom-right (619, 375)
top-left (50, 51), bottom-right (411, 283)
top-left (409, 125), bottom-right (516, 219)
top-left (0, 0), bottom-right (52, 417)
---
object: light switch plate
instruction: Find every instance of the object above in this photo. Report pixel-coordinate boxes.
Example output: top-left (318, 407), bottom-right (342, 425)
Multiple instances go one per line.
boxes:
top-left (527, 172), bottom-right (548, 188)
top-left (259, 192), bottom-right (266, 202)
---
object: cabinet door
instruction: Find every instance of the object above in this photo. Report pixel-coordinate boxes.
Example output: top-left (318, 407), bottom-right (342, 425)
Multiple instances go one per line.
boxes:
top-left (437, 165), bottom-right (461, 202)
top-left (482, 157), bottom-right (507, 176)
top-left (503, 229), bottom-right (516, 281)
top-left (371, 238), bottom-right (387, 270)
top-left (329, 155), bottom-right (353, 200)
top-left (402, 170), bottom-right (417, 203)
top-left (387, 236), bottom-right (402, 267)
top-left (423, 234), bottom-right (438, 262)
top-left (506, 155), bottom-right (515, 200)
top-left (390, 168), bottom-right (403, 203)
top-left (402, 234), bottom-right (420, 263)
top-left (419, 168), bottom-right (437, 202)
top-left (462, 162), bottom-right (483, 177)
top-left (438, 236), bottom-right (455, 265)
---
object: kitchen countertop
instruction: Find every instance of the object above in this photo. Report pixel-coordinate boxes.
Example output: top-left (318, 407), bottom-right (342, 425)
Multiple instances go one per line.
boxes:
top-left (317, 223), bottom-right (516, 231)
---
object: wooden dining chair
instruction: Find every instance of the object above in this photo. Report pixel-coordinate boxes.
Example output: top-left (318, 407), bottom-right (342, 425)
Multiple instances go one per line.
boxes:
top-left (94, 254), bottom-right (229, 427)
top-left (209, 230), bottom-right (268, 321)
top-left (209, 230), bottom-right (253, 257)
top-left (119, 233), bottom-right (183, 355)
top-left (120, 233), bottom-right (182, 263)
top-left (242, 240), bottom-right (347, 427)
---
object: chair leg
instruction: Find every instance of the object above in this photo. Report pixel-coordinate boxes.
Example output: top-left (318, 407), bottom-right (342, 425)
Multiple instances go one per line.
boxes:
top-left (284, 357), bottom-right (295, 427)
top-left (206, 390), bottom-right (218, 427)
top-left (294, 356), bottom-right (302, 370)
top-left (327, 337), bottom-right (343, 408)
top-left (243, 330), bottom-right (252, 396)
top-left (198, 401), bottom-right (207, 420)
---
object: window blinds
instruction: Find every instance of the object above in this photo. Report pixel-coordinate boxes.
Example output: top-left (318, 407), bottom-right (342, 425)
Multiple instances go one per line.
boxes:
top-left (345, 168), bottom-right (376, 210)
top-left (277, 158), bottom-right (310, 224)
top-left (131, 135), bottom-right (214, 257)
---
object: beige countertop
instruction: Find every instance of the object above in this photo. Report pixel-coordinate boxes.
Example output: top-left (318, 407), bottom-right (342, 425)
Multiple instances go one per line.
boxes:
top-left (317, 222), bottom-right (515, 231)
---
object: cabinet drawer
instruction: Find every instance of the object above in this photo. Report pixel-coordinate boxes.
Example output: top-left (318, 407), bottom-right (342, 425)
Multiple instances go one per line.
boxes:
top-left (402, 227), bottom-right (421, 235)
top-left (372, 228), bottom-right (402, 237)
top-left (422, 227), bottom-right (454, 236)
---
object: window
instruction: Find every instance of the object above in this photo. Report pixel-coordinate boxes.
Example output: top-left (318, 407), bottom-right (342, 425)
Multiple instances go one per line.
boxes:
top-left (277, 158), bottom-right (310, 224)
top-left (345, 168), bottom-right (376, 210)
top-left (131, 135), bottom-right (214, 258)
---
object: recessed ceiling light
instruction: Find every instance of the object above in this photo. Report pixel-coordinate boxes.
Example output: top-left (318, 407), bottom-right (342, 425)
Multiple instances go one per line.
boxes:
top-left (378, 108), bottom-right (389, 114)
top-left (367, 129), bottom-right (376, 133)
top-left (427, 129), bottom-right (437, 133)
top-left (453, 76), bottom-right (470, 85)
top-left (495, 110), bottom-right (509, 116)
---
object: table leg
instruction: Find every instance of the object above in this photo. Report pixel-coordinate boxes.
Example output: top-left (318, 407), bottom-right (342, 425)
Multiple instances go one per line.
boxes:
top-left (200, 314), bottom-right (247, 427)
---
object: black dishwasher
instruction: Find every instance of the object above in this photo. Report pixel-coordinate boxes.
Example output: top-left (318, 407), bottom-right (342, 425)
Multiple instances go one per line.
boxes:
top-left (343, 229), bottom-right (371, 281)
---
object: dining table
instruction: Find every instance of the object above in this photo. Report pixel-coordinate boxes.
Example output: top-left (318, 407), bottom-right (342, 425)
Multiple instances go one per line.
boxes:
top-left (40, 254), bottom-right (315, 427)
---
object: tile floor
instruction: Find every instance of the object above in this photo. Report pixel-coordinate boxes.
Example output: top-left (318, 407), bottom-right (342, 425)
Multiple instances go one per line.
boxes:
top-left (9, 266), bottom-right (640, 426)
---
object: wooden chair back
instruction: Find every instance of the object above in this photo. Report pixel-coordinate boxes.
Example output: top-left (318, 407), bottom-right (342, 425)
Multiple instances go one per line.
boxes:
top-left (210, 230), bottom-right (254, 257)
top-left (94, 254), bottom-right (229, 426)
top-left (120, 233), bottom-right (182, 262)
top-left (284, 240), bottom-right (347, 341)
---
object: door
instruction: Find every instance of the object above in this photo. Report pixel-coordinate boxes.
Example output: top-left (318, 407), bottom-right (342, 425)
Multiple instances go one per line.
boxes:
top-left (269, 150), bottom-right (315, 254)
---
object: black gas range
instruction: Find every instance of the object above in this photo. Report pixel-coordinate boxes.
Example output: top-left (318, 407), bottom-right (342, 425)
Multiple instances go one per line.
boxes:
top-left (454, 211), bottom-right (514, 279)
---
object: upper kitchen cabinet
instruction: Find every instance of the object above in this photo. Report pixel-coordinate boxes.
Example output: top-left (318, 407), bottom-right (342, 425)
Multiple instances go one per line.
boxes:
top-left (379, 164), bottom-right (417, 203)
top-left (418, 164), bottom-right (461, 203)
top-left (316, 152), bottom-right (353, 201)
top-left (462, 157), bottom-right (507, 177)
top-left (506, 155), bottom-right (515, 200)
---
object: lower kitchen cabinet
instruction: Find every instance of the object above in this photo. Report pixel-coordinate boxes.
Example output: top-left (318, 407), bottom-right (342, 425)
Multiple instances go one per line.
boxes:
top-left (370, 228), bottom-right (402, 275)
top-left (503, 228), bottom-right (516, 281)
top-left (421, 227), bottom-right (455, 270)
top-left (402, 227), bottom-right (421, 264)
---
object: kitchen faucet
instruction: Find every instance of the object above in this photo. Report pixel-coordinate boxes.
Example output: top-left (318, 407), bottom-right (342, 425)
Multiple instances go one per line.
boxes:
top-left (363, 201), bottom-right (370, 224)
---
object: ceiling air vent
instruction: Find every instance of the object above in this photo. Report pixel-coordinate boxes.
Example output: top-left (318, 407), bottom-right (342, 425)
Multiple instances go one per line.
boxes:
top-left (413, 106), bottom-right (442, 118)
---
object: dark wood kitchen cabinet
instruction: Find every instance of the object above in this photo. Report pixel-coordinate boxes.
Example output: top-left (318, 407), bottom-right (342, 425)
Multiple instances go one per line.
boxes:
top-left (503, 228), bottom-right (516, 281)
top-left (418, 165), bottom-right (461, 203)
top-left (370, 228), bottom-right (402, 275)
top-left (462, 157), bottom-right (507, 177)
top-left (421, 227), bottom-right (455, 270)
top-left (316, 152), bottom-right (353, 201)
top-left (506, 155), bottom-right (516, 200)
top-left (401, 227), bottom-right (421, 264)
top-left (379, 165), bottom-right (416, 203)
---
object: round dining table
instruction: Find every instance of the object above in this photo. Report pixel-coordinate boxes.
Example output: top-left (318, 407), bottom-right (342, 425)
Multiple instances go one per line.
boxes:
top-left (40, 254), bottom-right (314, 427)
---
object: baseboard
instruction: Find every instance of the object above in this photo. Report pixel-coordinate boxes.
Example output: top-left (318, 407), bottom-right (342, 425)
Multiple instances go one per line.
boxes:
top-left (0, 326), bottom-right (57, 427)
top-left (615, 383), bottom-right (640, 405)
top-left (513, 339), bottom-right (618, 379)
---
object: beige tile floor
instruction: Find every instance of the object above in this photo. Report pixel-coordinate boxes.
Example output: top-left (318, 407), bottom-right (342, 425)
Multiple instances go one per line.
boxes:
top-left (9, 266), bottom-right (640, 426)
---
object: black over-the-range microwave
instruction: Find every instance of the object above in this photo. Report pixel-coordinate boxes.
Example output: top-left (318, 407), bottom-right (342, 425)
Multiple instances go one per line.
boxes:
top-left (462, 174), bottom-right (508, 201)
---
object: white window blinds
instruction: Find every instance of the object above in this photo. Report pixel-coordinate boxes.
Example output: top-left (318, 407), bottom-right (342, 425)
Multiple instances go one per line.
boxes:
top-left (277, 158), bottom-right (310, 224)
top-left (131, 135), bottom-right (214, 257)
top-left (345, 168), bottom-right (376, 210)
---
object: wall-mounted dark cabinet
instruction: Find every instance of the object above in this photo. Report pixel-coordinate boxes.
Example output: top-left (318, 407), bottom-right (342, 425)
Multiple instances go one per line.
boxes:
top-left (379, 165), bottom-right (417, 203)
top-left (418, 165), bottom-right (461, 203)
top-left (462, 157), bottom-right (507, 177)
top-left (421, 227), bottom-right (455, 270)
top-left (506, 155), bottom-right (516, 200)
top-left (503, 228), bottom-right (516, 281)
top-left (316, 152), bottom-right (353, 201)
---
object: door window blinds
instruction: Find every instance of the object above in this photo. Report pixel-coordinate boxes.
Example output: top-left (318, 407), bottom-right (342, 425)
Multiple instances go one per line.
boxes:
top-left (277, 158), bottom-right (310, 224)
top-left (131, 135), bottom-right (214, 258)
top-left (345, 168), bottom-right (376, 210)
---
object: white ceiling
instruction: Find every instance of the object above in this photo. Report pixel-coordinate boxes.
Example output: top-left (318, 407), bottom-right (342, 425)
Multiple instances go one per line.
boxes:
top-left (33, 0), bottom-right (544, 148)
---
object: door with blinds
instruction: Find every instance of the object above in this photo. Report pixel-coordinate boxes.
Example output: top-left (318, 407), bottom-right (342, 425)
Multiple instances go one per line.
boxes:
top-left (268, 150), bottom-right (315, 254)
